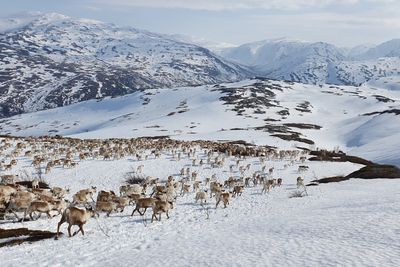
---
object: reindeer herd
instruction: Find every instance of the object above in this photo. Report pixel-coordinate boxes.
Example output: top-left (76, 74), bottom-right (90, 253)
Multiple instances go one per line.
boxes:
top-left (0, 136), bottom-right (310, 238)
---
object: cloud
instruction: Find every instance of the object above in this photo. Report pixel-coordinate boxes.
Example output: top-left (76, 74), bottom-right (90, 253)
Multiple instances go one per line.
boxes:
top-left (248, 11), bottom-right (400, 29)
top-left (93, 0), bottom-right (395, 11)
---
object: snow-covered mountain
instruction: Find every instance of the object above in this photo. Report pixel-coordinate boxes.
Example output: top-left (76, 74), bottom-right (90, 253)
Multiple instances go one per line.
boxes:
top-left (357, 39), bottom-right (400, 60)
top-left (221, 38), bottom-right (400, 86)
top-left (344, 44), bottom-right (375, 59)
top-left (2, 78), bottom-right (399, 166)
top-left (0, 12), bottom-right (251, 118)
top-left (167, 34), bottom-right (237, 54)
top-left (335, 57), bottom-right (400, 86)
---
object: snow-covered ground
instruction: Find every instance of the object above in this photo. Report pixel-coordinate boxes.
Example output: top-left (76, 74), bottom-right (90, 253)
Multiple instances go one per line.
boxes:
top-left (1, 144), bottom-right (399, 266)
top-left (1, 79), bottom-right (400, 165)
top-left (366, 75), bottom-right (400, 91)
top-left (1, 78), bottom-right (399, 266)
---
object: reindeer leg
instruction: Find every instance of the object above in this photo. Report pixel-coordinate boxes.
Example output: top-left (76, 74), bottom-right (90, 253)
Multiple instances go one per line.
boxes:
top-left (68, 225), bottom-right (73, 237)
top-left (131, 207), bottom-right (137, 216)
top-left (79, 224), bottom-right (85, 235)
top-left (141, 207), bottom-right (147, 216)
top-left (138, 208), bottom-right (143, 216)
top-left (11, 210), bottom-right (20, 222)
top-left (56, 215), bottom-right (66, 238)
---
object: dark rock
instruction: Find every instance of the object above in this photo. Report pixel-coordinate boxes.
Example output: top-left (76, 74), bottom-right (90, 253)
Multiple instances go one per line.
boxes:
top-left (346, 164), bottom-right (400, 179)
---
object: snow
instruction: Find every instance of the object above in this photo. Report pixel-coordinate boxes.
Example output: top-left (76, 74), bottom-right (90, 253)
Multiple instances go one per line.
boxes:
top-left (365, 76), bottom-right (400, 91)
top-left (0, 12), bottom-right (47, 33)
top-left (167, 33), bottom-right (237, 54)
top-left (343, 111), bottom-right (400, 165)
top-left (358, 39), bottom-right (400, 60)
top-left (1, 142), bottom-right (399, 266)
top-left (1, 79), bottom-right (400, 166)
top-left (1, 12), bottom-right (399, 267)
top-left (221, 38), bottom-right (400, 86)
top-left (0, 12), bottom-right (249, 118)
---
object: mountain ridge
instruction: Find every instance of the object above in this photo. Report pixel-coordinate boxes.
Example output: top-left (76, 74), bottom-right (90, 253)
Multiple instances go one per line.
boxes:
top-left (1, 12), bottom-right (399, 119)
top-left (0, 12), bottom-right (251, 118)
top-left (221, 38), bottom-right (400, 85)
top-left (1, 78), bottom-right (399, 166)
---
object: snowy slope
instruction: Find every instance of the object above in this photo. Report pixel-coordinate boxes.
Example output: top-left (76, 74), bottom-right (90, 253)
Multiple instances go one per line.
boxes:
top-left (364, 75), bottom-right (400, 91)
top-left (221, 38), bottom-right (344, 85)
top-left (1, 78), bottom-right (400, 165)
top-left (168, 33), bottom-right (237, 54)
top-left (357, 39), bottom-right (400, 60)
top-left (0, 136), bottom-right (399, 266)
top-left (335, 57), bottom-right (400, 86)
top-left (0, 12), bottom-right (250, 118)
top-left (344, 44), bottom-right (375, 59)
top-left (221, 39), bottom-right (400, 86)
top-left (0, 12), bottom-right (44, 32)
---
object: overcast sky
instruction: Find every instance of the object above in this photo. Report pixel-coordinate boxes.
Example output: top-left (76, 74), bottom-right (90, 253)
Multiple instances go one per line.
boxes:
top-left (1, 0), bottom-right (399, 47)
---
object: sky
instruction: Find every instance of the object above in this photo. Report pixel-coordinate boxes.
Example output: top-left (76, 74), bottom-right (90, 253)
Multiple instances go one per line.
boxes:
top-left (0, 0), bottom-right (399, 47)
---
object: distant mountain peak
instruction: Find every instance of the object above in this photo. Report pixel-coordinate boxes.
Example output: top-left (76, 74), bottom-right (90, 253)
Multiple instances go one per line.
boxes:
top-left (0, 12), bottom-right (251, 118)
top-left (221, 38), bottom-right (400, 85)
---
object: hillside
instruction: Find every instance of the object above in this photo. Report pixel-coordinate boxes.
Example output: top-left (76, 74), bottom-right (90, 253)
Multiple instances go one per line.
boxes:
top-left (221, 38), bottom-right (400, 86)
top-left (0, 12), bottom-right (250, 118)
top-left (357, 39), bottom-right (400, 60)
top-left (1, 78), bottom-right (399, 166)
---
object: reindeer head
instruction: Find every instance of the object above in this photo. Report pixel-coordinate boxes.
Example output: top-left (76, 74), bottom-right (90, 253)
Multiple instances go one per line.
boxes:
top-left (85, 204), bottom-right (99, 218)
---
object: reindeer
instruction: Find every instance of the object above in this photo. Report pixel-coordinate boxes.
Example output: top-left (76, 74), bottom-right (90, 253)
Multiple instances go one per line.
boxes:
top-left (193, 181), bottom-right (201, 192)
top-left (232, 185), bottom-right (244, 197)
top-left (1, 174), bottom-right (18, 185)
top-left (26, 201), bottom-right (54, 220)
top-left (195, 191), bottom-right (208, 204)
top-left (261, 180), bottom-right (274, 194)
top-left (137, 165), bottom-right (144, 173)
top-left (215, 191), bottom-right (230, 208)
top-left (51, 187), bottom-right (70, 199)
top-left (96, 201), bottom-right (117, 217)
top-left (131, 197), bottom-right (157, 216)
top-left (298, 165), bottom-right (309, 173)
top-left (72, 187), bottom-right (97, 204)
top-left (5, 197), bottom-right (32, 221)
top-left (56, 206), bottom-right (97, 238)
top-left (97, 190), bottom-right (116, 202)
top-left (111, 196), bottom-right (130, 212)
top-left (151, 200), bottom-right (173, 223)
top-left (32, 179), bottom-right (40, 189)
top-left (209, 181), bottom-right (222, 198)
top-left (180, 183), bottom-right (191, 196)
top-left (244, 177), bottom-right (252, 187)
top-left (51, 199), bottom-right (69, 215)
top-left (0, 185), bottom-right (18, 199)
top-left (297, 177), bottom-right (305, 188)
